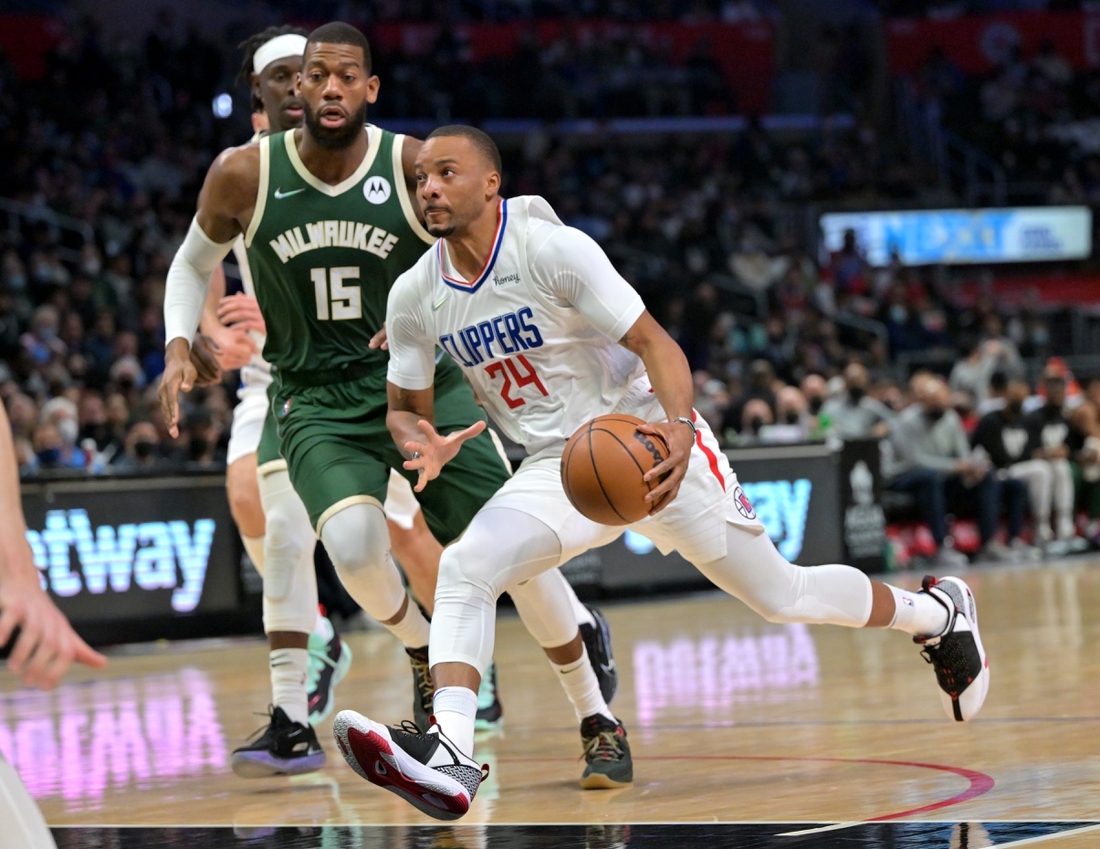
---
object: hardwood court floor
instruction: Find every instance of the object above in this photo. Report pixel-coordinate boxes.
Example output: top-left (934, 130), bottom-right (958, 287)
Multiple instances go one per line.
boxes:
top-left (3, 561), bottom-right (1099, 843)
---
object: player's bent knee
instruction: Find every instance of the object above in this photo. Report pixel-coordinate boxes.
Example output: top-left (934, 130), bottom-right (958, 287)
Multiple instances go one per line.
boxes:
top-left (437, 542), bottom-right (502, 603)
top-left (320, 502), bottom-right (389, 576)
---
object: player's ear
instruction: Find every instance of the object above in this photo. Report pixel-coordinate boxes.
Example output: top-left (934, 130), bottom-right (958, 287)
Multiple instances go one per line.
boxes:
top-left (485, 169), bottom-right (501, 199)
top-left (366, 74), bottom-right (380, 104)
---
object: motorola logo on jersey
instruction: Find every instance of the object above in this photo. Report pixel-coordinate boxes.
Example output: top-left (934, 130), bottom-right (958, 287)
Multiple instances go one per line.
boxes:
top-left (25, 509), bottom-right (216, 613)
top-left (438, 306), bottom-right (544, 367)
top-left (363, 175), bottom-right (392, 204)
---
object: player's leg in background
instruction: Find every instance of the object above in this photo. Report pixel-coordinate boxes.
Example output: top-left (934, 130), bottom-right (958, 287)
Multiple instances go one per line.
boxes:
top-left (228, 453), bottom-right (267, 570)
top-left (230, 463), bottom-right (326, 778)
top-left (384, 469), bottom-right (440, 614)
top-left (0, 755), bottom-right (56, 849)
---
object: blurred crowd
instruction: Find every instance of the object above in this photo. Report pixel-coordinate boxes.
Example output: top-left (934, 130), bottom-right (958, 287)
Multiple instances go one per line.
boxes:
top-left (699, 354), bottom-right (1100, 563)
top-left (906, 36), bottom-right (1100, 204)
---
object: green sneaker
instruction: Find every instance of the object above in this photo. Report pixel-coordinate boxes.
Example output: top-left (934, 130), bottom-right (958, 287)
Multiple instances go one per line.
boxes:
top-left (475, 660), bottom-right (503, 730)
top-left (306, 616), bottom-right (352, 725)
top-left (579, 714), bottom-right (632, 789)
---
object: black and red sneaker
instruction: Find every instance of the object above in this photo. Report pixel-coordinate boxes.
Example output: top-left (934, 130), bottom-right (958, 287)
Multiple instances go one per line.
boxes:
top-left (916, 575), bottom-right (989, 722)
top-left (333, 711), bottom-right (486, 821)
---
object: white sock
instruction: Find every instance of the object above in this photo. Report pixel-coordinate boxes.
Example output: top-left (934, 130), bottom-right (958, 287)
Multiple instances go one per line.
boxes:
top-left (887, 584), bottom-right (950, 638)
top-left (569, 593), bottom-right (595, 629)
top-left (242, 534), bottom-right (265, 573)
top-left (431, 686), bottom-right (478, 759)
top-left (270, 648), bottom-right (310, 726)
top-left (550, 645), bottom-right (615, 723)
top-left (384, 594), bottom-right (431, 649)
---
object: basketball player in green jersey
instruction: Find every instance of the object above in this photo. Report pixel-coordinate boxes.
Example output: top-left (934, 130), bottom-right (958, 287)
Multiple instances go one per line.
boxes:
top-left (161, 22), bottom-right (618, 773)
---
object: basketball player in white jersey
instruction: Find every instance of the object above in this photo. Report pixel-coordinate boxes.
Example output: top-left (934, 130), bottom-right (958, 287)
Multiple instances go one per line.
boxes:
top-left (0, 404), bottom-right (107, 849)
top-left (171, 27), bottom-right (618, 776)
top-left (333, 126), bottom-right (989, 820)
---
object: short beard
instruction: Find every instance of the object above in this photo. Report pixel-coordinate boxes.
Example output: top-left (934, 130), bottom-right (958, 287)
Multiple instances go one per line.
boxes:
top-left (426, 222), bottom-right (455, 238)
top-left (303, 100), bottom-right (368, 150)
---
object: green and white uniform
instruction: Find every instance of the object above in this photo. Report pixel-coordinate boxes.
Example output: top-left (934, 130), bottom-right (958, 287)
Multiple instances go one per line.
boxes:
top-left (245, 126), bottom-right (509, 537)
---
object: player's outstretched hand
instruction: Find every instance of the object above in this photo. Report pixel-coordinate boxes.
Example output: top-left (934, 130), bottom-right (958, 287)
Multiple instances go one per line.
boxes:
top-left (369, 322), bottom-right (388, 351)
top-left (0, 571), bottom-right (107, 690)
top-left (638, 420), bottom-right (693, 515)
top-left (217, 292), bottom-right (267, 335)
top-left (159, 338), bottom-right (198, 439)
top-left (403, 418), bottom-right (487, 492)
top-left (190, 334), bottom-right (224, 385)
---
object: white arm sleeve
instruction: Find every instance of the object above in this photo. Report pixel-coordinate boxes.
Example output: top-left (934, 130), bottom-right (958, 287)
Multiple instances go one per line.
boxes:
top-left (386, 271), bottom-right (437, 391)
top-left (164, 217), bottom-right (236, 346)
top-left (529, 224), bottom-right (645, 341)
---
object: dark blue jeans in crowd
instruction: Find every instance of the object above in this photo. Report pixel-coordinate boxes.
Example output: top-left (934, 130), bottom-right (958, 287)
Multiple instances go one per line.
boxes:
top-left (888, 468), bottom-right (1027, 547)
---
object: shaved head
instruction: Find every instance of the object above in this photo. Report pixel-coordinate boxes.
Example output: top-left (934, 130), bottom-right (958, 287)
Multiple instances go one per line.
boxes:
top-left (426, 125), bottom-right (502, 174)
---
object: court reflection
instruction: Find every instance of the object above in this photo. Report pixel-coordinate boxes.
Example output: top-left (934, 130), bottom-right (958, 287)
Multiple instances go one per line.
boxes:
top-left (0, 668), bottom-right (225, 808)
top-left (632, 623), bottom-right (820, 726)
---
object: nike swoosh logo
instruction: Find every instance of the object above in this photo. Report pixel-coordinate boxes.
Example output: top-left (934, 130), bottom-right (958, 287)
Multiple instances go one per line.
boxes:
top-left (274, 187), bottom-right (305, 199)
top-left (431, 294), bottom-right (448, 311)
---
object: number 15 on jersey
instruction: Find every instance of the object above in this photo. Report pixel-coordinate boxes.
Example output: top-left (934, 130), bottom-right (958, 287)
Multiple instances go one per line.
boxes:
top-left (312, 266), bottom-right (362, 321)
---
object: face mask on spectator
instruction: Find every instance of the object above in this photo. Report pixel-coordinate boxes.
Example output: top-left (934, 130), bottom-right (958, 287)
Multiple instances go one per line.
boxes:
top-left (6, 273), bottom-right (26, 290)
top-left (749, 415), bottom-right (765, 434)
top-left (848, 386), bottom-right (865, 403)
top-left (808, 397), bottom-right (823, 415)
top-left (784, 411), bottom-right (800, 425)
top-left (1007, 399), bottom-right (1024, 415)
top-left (924, 407), bottom-right (945, 423)
top-left (134, 440), bottom-right (155, 459)
top-left (889, 305), bottom-right (907, 324)
top-left (37, 447), bottom-right (61, 466)
top-left (56, 418), bottom-right (78, 445)
top-left (82, 257), bottom-right (102, 277)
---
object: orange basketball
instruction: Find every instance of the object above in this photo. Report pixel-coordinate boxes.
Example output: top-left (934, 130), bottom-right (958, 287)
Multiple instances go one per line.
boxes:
top-left (561, 415), bottom-right (669, 525)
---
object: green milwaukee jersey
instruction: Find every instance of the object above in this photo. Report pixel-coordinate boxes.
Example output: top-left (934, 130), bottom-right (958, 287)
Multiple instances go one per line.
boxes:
top-left (244, 126), bottom-right (434, 373)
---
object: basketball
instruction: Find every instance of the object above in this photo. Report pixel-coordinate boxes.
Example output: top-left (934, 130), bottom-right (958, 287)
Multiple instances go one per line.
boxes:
top-left (561, 415), bottom-right (669, 525)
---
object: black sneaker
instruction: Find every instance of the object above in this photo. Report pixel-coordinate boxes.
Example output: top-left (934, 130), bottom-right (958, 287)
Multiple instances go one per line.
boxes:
top-left (307, 615), bottom-right (352, 726)
top-left (406, 645), bottom-right (433, 732)
top-left (230, 706), bottom-right (326, 778)
top-left (475, 660), bottom-right (503, 731)
top-left (580, 606), bottom-right (618, 704)
top-left (579, 714), bottom-right (633, 789)
top-left (916, 575), bottom-right (989, 722)
top-left (333, 711), bottom-right (486, 821)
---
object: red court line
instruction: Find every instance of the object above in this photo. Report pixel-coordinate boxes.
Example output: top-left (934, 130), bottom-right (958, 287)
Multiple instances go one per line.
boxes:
top-left (499, 754), bottom-right (994, 822)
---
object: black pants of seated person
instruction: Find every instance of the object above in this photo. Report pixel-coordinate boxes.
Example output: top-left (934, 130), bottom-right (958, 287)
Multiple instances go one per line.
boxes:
top-left (888, 468), bottom-right (1026, 548)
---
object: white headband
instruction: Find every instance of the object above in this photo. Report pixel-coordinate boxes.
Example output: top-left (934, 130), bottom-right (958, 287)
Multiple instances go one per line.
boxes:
top-left (253, 34), bottom-right (307, 75)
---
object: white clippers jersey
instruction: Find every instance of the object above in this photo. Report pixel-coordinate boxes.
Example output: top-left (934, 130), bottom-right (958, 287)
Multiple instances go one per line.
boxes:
top-left (387, 195), bottom-right (652, 455)
top-left (230, 236), bottom-right (272, 387)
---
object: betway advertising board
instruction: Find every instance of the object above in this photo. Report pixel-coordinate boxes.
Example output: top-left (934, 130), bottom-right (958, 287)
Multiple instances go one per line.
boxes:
top-left (820, 206), bottom-right (1092, 267)
top-left (559, 444), bottom-right (855, 593)
top-left (20, 475), bottom-right (249, 643)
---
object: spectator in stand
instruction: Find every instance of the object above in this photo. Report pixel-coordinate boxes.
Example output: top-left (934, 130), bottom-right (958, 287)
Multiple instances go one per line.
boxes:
top-left (970, 380), bottom-right (1044, 560)
top-left (738, 398), bottom-right (775, 443)
top-left (977, 370), bottom-right (1009, 416)
top-left (30, 422), bottom-right (85, 472)
top-left (801, 373), bottom-right (827, 417)
top-left (885, 377), bottom-right (1021, 566)
top-left (722, 359), bottom-right (777, 438)
top-left (951, 390), bottom-right (979, 434)
top-left (1024, 369), bottom-right (1088, 555)
top-left (1068, 383), bottom-right (1100, 545)
top-left (821, 362), bottom-right (893, 440)
top-left (951, 340), bottom-right (1011, 404)
top-left (113, 420), bottom-right (168, 472)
